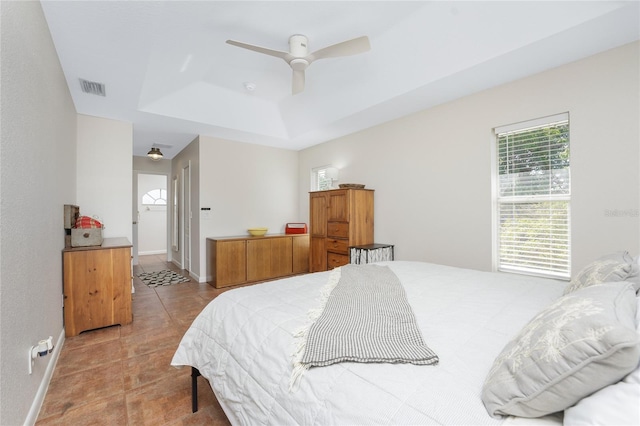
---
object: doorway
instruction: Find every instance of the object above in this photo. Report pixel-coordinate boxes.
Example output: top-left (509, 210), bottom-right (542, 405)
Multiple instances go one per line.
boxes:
top-left (182, 164), bottom-right (191, 274)
top-left (137, 173), bottom-right (168, 257)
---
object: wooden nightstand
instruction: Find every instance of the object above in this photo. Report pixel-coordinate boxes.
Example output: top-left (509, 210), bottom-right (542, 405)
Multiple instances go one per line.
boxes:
top-left (62, 237), bottom-right (133, 336)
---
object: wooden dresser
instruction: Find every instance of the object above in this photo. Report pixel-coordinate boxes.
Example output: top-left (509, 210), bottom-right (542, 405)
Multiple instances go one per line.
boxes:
top-left (309, 188), bottom-right (374, 272)
top-left (63, 237), bottom-right (133, 337)
top-left (207, 234), bottom-right (310, 288)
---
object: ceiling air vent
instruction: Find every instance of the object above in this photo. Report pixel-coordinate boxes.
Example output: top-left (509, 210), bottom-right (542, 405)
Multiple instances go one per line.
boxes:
top-left (79, 79), bottom-right (106, 96)
top-left (153, 143), bottom-right (173, 149)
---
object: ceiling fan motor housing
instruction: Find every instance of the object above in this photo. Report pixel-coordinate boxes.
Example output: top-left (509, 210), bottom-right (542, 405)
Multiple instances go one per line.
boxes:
top-left (289, 34), bottom-right (309, 57)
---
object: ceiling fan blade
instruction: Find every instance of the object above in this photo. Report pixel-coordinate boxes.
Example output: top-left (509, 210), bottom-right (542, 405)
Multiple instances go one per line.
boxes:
top-left (226, 39), bottom-right (293, 62)
top-left (307, 36), bottom-right (370, 63)
top-left (292, 69), bottom-right (305, 95)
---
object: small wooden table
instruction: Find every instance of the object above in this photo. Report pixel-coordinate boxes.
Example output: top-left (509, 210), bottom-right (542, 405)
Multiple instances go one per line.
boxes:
top-left (349, 243), bottom-right (395, 264)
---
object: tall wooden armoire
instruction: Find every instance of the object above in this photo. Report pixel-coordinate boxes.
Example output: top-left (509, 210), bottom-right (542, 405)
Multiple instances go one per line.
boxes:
top-left (309, 188), bottom-right (374, 272)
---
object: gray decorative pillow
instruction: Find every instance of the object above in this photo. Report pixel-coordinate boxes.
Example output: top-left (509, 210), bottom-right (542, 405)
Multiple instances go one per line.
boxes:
top-left (481, 282), bottom-right (640, 418)
top-left (563, 251), bottom-right (639, 295)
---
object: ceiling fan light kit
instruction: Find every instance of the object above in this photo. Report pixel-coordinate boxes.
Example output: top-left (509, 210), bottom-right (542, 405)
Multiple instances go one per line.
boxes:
top-left (226, 34), bottom-right (370, 95)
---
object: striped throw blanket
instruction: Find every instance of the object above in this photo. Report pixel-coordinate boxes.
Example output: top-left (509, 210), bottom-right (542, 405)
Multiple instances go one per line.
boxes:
top-left (291, 264), bottom-right (438, 389)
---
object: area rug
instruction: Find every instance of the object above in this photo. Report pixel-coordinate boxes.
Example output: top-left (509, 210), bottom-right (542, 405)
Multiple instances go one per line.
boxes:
top-left (138, 270), bottom-right (191, 287)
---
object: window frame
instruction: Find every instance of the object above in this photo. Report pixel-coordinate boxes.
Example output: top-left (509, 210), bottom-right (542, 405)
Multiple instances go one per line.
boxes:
top-left (311, 165), bottom-right (337, 191)
top-left (491, 113), bottom-right (571, 280)
top-left (141, 188), bottom-right (168, 206)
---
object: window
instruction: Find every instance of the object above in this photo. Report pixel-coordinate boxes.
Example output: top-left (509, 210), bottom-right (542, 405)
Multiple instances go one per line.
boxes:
top-left (142, 188), bottom-right (167, 205)
top-left (311, 166), bottom-right (338, 191)
top-left (494, 113), bottom-right (570, 279)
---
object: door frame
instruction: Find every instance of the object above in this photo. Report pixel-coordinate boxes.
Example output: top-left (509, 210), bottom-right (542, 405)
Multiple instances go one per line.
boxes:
top-left (181, 162), bottom-right (192, 274)
top-left (133, 170), bottom-right (170, 265)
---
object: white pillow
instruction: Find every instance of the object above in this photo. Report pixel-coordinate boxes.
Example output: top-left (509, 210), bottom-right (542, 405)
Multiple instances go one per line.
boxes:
top-left (482, 282), bottom-right (640, 418)
top-left (563, 251), bottom-right (639, 295)
top-left (563, 296), bottom-right (640, 426)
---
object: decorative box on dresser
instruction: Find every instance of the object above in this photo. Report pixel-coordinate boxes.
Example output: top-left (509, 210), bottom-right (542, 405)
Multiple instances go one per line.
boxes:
top-left (62, 237), bottom-right (133, 337)
top-left (207, 234), bottom-right (310, 288)
top-left (309, 188), bottom-right (374, 272)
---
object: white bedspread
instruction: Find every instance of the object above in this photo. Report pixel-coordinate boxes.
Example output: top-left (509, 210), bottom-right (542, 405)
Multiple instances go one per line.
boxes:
top-left (171, 261), bottom-right (565, 425)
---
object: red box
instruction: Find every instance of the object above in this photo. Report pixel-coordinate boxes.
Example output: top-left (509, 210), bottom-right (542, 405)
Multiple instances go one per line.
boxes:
top-left (285, 223), bottom-right (307, 234)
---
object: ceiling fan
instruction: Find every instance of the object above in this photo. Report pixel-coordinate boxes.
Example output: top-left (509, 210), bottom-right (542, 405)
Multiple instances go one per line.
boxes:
top-left (226, 34), bottom-right (370, 95)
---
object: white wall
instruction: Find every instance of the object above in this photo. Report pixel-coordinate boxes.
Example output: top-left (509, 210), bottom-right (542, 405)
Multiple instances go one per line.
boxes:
top-left (0, 2), bottom-right (77, 424)
top-left (198, 136), bottom-right (300, 281)
top-left (299, 42), bottom-right (640, 273)
top-left (76, 115), bottom-right (133, 241)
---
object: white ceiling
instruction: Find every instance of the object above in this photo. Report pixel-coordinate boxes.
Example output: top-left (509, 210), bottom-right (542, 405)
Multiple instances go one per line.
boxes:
top-left (40, 1), bottom-right (640, 159)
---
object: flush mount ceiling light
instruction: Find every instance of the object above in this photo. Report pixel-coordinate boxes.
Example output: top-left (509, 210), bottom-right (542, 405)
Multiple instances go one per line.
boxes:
top-left (147, 147), bottom-right (163, 161)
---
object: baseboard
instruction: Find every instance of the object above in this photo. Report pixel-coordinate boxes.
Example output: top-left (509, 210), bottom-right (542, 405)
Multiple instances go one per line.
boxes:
top-left (169, 259), bottom-right (205, 283)
top-left (24, 330), bottom-right (65, 426)
top-left (139, 250), bottom-right (167, 256)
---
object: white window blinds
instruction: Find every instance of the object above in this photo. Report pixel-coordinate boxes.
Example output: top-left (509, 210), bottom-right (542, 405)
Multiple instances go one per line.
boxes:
top-left (317, 168), bottom-right (332, 191)
top-left (495, 113), bottom-right (570, 279)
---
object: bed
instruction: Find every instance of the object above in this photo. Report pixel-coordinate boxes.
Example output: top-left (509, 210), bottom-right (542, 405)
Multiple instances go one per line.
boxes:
top-left (172, 259), bottom-right (640, 425)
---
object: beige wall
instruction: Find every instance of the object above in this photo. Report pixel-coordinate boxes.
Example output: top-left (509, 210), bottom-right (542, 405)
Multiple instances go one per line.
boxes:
top-left (76, 114), bottom-right (133, 241)
top-left (299, 41), bottom-right (640, 273)
top-left (0, 2), bottom-right (77, 424)
top-left (198, 136), bottom-right (300, 281)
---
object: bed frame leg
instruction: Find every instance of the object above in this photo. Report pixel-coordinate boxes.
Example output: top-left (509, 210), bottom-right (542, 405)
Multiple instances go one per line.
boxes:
top-left (191, 367), bottom-right (201, 413)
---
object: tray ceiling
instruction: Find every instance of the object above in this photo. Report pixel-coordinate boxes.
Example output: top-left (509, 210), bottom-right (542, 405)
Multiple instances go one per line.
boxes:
top-left (40, 1), bottom-right (640, 158)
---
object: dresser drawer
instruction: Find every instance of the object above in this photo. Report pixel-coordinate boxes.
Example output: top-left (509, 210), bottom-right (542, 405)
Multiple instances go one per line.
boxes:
top-left (326, 238), bottom-right (348, 254)
top-left (327, 222), bottom-right (349, 238)
top-left (327, 252), bottom-right (349, 269)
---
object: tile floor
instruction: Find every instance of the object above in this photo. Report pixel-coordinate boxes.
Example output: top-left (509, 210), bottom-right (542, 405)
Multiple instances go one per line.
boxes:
top-left (36, 255), bottom-right (232, 425)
